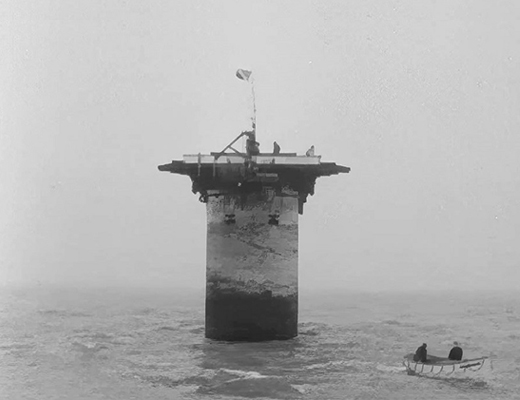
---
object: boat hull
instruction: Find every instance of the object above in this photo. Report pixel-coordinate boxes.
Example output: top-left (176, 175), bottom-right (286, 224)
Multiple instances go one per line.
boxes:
top-left (403, 354), bottom-right (489, 376)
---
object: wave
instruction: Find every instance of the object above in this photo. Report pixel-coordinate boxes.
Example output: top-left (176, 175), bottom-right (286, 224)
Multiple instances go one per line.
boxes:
top-left (37, 309), bottom-right (91, 317)
top-left (0, 343), bottom-right (36, 350)
top-left (156, 326), bottom-right (179, 332)
top-left (70, 341), bottom-right (111, 360)
top-left (220, 368), bottom-right (270, 379)
top-left (70, 331), bottom-right (136, 345)
top-left (303, 359), bottom-right (372, 374)
top-left (196, 368), bottom-right (303, 398)
top-left (139, 367), bottom-right (308, 398)
top-left (375, 363), bottom-right (407, 373)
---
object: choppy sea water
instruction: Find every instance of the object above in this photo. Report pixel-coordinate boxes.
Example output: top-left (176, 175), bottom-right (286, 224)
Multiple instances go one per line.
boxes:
top-left (1, 286), bottom-right (519, 399)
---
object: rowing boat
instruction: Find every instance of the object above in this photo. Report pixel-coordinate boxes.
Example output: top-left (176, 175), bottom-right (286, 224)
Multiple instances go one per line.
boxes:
top-left (403, 354), bottom-right (489, 376)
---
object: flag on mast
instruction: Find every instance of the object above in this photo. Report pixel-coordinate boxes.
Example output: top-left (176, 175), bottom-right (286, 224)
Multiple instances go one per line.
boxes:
top-left (235, 68), bottom-right (256, 134)
top-left (236, 69), bottom-right (252, 81)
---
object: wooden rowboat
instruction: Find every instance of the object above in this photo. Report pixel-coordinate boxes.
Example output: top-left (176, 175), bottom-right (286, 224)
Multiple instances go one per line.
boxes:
top-left (403, 353), bottom-right (489, 376)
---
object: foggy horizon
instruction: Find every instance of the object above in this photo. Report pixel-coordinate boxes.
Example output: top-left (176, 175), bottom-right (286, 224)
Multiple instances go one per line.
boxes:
top-left (2, 0), bottom-right (520, 293)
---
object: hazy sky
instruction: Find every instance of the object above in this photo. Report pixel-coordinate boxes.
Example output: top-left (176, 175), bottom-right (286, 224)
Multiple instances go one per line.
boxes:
top-left (1, 0), bottom-right (519, 292)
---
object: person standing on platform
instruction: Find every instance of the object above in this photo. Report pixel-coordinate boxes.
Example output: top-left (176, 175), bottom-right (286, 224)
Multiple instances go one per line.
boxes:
top-left (273, 141), bottom-right (281, 155)
top-left (305, 145), bottom-right (315, 156)
top-left (245, 132), bottom-right (260, 156)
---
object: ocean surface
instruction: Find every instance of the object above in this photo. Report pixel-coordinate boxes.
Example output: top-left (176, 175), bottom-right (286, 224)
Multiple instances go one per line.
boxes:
top-left (1, 285), bottom-right (519, 399)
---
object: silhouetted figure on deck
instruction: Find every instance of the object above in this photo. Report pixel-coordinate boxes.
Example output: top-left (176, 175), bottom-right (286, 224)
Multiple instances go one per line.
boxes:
top-left (305, 145), bottom-right (315, 156)
top-left (245, 132), bottom-right (260, 156)
top-left (413, 343), bottom-right (428, 363)
top-left (448, 342), bottom-right (463, 361)
top-left (273, 141), bottom-right (281, 155)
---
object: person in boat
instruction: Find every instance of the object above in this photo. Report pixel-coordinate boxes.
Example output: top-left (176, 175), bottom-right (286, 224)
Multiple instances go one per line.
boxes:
top-left (305, 145), bottom-right (315, 156)
top-left (448, 341), bottom-right (463, 360)
top-left (273, 141), bottom-right (281, 155)
top-left (413, 343), bottom-right (428, 363)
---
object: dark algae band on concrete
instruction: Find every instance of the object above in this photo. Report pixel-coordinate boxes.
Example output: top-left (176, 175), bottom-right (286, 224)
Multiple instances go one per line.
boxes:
top-left (159, 140), bottom-right (349, 342)
top-left (205, 192), bottom-right (299, 341)
top-left (205, 290), bottom-right (298, 341)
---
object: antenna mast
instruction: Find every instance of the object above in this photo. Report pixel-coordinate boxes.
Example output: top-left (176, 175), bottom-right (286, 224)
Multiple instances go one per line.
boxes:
top-left (215, 69), bottom-right (259, 160)
top-left (250, 74), bottom-right (256, 135)
top-left (235, 68), bottom-right (256, 139)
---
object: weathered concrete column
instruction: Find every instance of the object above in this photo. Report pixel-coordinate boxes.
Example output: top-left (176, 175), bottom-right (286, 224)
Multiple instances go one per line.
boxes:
top-left (205, 189), bottom-right (298, 341)
top-left (158, 151), bottom-right (349, 342)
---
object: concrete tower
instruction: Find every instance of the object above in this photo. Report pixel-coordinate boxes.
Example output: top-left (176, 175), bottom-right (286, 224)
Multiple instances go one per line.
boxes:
top-left (158, 132), bottom-right (349, 341)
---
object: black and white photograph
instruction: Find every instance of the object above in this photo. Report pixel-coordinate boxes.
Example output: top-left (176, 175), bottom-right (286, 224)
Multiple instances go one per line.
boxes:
top-left (1, 1), bottom-right (519, 399)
